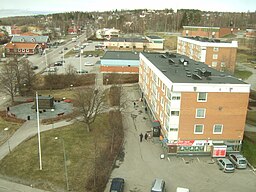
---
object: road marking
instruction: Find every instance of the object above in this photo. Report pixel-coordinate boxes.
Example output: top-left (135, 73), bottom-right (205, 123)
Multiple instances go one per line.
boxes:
top-left (167, 157), bottom-right (170, 162)
top-left (197, 157), bottom-right (200, 163)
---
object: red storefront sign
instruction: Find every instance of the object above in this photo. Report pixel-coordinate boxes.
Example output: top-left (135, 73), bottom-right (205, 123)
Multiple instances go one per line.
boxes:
top-left (178, 140), bottom-right (195, 146)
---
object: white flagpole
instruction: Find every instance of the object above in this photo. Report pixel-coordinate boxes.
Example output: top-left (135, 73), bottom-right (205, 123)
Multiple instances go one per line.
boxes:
top-left (36, 92), bottom-right (43, 170)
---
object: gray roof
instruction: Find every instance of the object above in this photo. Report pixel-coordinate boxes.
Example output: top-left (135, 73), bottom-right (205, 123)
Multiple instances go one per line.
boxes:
top-left (182, 36), bottom-right (227, 43)
top-left (108, 37), bottom-right (148, 43)
top-left (101, 51), bottom-right (139, 60)
top-left (146, 35), bottom-right (163, 40)
top-left (141, 52), bottom-right (246, 84)
top-left (11, 36), bottom-right (49, 43)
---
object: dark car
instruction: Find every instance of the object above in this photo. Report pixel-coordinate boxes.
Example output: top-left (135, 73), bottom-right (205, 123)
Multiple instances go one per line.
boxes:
top-left (110, 178), bottom-right (124, 192)
top-left (31, 66), bottom-right (39, 70)
top-left (64, 47), bottom-right (68, 50)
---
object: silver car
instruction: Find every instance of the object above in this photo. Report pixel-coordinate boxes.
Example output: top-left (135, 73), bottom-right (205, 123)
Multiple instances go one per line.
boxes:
top-left (217, 158), bottom-right (235, 173)
top-left (228, 154), bottom-right (247, 169)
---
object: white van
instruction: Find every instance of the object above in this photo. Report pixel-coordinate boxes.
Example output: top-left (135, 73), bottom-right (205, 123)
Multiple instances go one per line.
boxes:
top-left (176, 187), bottom-right (189, 192)
top-left (151, 178), bottom-right (166, 192)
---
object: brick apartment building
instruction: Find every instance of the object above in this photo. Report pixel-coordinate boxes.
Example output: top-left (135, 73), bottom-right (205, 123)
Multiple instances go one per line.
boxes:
top-left (182, 26), bottom-right (239, 38)
top-left (139, 52), bottom-right (250, 156)
top-left (177, 36), bottom-right (238, 73)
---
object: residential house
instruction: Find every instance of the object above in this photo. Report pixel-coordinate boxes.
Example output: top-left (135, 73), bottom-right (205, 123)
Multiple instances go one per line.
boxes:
top-left (5, 42), bottom-right (39, 55)
top-left (96, 28), bottom-right (120, 40)
top-left (177, 36), bottom-right (237, 73)
top-left (139, 52), bottom-right (250, 156)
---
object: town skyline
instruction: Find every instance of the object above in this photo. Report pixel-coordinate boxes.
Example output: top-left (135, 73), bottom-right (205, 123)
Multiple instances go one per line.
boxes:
top-left (1, 0), bottom-right (256, 16)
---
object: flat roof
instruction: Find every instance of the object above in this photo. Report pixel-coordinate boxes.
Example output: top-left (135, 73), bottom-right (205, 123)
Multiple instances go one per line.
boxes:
top-left (146, 35), bottom-right (163, 39)
top-left (181, 36), bottom-right (227, 43)
top-left (101, 51), bottom-right (139, 60)
top-left (141, 52), bottom-right (246, 84)
top-left (108, 37), bottom-right (148, 43)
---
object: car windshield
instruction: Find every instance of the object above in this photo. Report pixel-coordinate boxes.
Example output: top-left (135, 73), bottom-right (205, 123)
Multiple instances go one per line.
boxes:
top-left (226, 164), bottom-right (233, 168)
top-left (239, 160), bottom-right (246, 164)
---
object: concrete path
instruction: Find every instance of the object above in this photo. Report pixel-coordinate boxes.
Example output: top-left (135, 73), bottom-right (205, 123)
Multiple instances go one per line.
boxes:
top-left (245, 123), bottom-right (256, 132)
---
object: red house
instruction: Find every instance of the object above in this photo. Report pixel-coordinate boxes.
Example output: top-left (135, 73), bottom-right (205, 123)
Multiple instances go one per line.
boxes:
top-left (5, 43), bottom-right (39, 55)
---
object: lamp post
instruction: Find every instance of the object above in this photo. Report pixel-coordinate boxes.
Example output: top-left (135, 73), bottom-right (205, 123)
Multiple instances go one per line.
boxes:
top-left (4, 127), bottom-right (11, 153)
top-left (55, 137), bottom-right (69, 191)
top-left (36, 92), bottom-right (43, 170)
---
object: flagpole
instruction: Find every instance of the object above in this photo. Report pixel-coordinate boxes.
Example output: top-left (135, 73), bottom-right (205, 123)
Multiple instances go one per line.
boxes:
top-left (36, 92), bottom-right (43, 170)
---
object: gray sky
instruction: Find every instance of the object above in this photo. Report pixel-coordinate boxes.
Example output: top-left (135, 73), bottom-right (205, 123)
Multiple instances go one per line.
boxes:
top-left (1, 0), bottom-right (256, 12)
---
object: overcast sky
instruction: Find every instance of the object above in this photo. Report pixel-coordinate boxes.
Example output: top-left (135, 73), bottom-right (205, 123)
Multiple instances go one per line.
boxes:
top-left (1, 0), bottom-right (255, 13)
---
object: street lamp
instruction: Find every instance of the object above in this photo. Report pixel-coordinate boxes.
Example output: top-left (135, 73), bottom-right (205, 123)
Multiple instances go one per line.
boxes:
top-left (4, 127), bottom-right (11, 153)
top-left (54, 137), bottom-right (69, 191)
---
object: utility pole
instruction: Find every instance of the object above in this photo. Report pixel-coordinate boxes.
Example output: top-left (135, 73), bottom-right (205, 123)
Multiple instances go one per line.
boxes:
top-left (36, 92), bottom-right (43, 170)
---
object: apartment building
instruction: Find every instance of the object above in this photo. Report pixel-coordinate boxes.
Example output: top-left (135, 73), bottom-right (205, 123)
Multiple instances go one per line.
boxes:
top-left (139, 52), bottom-right (250, 155)
top-left (182, 26), bottom-right (239, 38)
top-left (177, 36), bottom-right (238, 73)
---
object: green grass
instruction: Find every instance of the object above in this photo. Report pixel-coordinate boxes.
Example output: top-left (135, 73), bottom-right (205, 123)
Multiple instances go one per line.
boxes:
top-left (0, 117), bottom-right (22, 145)
top-left (234, 69), bottom-right (252, 80)
top-left (242, 132), bottom-right (256, 167)
top-left (0, 113), bottom-right (112, 191)
top-left (247, 111), bottom-right (256, 126)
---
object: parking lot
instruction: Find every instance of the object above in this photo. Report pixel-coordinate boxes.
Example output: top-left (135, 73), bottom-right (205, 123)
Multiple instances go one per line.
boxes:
top-left (105, 85), bottom-right (256, 192)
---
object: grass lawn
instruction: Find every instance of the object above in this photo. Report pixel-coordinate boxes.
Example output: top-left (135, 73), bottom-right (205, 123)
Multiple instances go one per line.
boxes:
top-left (246, 111), bottom-right (256, 126)
top-left (234, 69), bottom-right (252, 80)
top-left (37, 89), bottom-right (76, 100)
top-left (242, 132), bottom-right (256, 167)
top-left (0, 117), bottom-right (22, 145)
top-left (0, 113), bottom-right (113, 191)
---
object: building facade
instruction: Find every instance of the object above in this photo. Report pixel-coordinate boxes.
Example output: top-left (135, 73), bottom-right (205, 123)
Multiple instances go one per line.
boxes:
top-left (182, 26), bottom-right (239, 38)
top-left (5, 43), bottom-right (39, 55)
top-left (104, 36), bottom-right (164, 50)
top-left (139, 52), bottom-right (250, 155)
top-left (177, 36), bottom-right (238, 73)
top-left (100, 51), bottom-right (139, 73)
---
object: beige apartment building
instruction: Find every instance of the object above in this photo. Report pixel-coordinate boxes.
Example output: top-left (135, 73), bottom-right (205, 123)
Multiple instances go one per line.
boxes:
top-left (139, 52), bottom-right (250, 155)
top-left (177, 36), bottom-right (238, 73)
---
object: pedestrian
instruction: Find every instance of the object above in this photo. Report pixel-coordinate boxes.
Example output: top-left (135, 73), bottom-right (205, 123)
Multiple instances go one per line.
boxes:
top-left (134, 102), bottom-right (136, 108)
top-left (144, 133), bottom-right (148, 141)
top-left (139, 133), bottom-right (143, 142)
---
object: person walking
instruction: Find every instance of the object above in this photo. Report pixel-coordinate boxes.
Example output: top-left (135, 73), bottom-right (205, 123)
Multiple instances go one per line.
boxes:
top-left (134, 102), bottom-right (136, 108)
top-left (139, 133), bottom-right (143, 142)
top-left (144, 133), bottom-right (148, 141)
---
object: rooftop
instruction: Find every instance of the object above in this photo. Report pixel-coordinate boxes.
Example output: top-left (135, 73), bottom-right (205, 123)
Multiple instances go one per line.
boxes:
top-left (146, 35), bottom-right (163, 39)
top-left (108, 37), bottom-right (148, 43)
top-left (11, 35), bottom-right (49, 43)
top-left (181, 36), bottom-right (227, 43)
top-left (141, 52), bottom-right (246, 84)
top-left (101, 51), bottom-right (139, 60)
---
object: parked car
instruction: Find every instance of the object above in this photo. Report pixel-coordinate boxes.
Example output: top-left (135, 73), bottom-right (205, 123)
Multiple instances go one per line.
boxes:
top-left (64, 47), bottom-right (68, 50)
top-left (45, 67), bottom-right (57, 72)
top-left (94, 54), bottom-right (99, 57)
top-left (109, 177), bottom-right (124, 192)
top-left (31, 66), bottom-right (38, 70)
top-left (83, 54), bottom-right (88, 58)
top-left (228, 154), bottom-right (247, 169)
top-left (176, 187), bottom-right (190, 192)
top-left (76, 69), bottom-right (88, 74)
top-left (75, 54), bottom-right (80, 57)
top-left (151, 178), bottom-right (166, 192)
top-left (217, 158), bottom-right (235, 173)
top-left (84, 61), bottom-right (94, 66)
top-left (88, 54), bottom-right (93, 57)
top-left (59, 50), bottom-right (63, 54)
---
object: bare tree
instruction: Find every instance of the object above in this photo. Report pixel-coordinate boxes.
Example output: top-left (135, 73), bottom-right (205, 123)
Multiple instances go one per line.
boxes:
top-left (0, 62), bottom-right (17, 102)
top-left (75, 87), bottom-right (105, 132)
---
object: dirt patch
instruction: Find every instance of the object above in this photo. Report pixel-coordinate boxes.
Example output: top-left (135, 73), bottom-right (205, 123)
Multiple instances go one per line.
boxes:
top-left (103, 73), bottom-right (138, 85)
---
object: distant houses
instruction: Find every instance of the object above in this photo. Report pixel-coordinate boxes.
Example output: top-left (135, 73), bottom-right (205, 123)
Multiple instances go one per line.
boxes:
top-left (96, 28), bottom-right (120, 40)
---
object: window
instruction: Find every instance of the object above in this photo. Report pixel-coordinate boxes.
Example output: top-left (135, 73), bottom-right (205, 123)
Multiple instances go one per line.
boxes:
top-left (196, 108), bottom-right (206, 118)
top-left (213, 54), bottom-right (218, 59)
top-left (213, 124), bottom-right (223, 134)
top-left (213, 47), bottom-right (219, 52)
top-left (166, 102), bottom-right (171, 116)
top-left (194, 124), bottom-right (204, 134)
top-left (171, 111), bottom-right (179, 116)
top-left (160, 97), bottom-right (164, 107)
top-left (26, 49), bottom-right (29, 52)
top-left (197, 92), bottom-right (207, 102)
top-left (172, 96), bottom-right (180, 100)
top-left (162, 83), bottom-right (165, 92)
top-left (221, 62), bottom-right (226, 67)
top-left (211, 61), bottom-right (217, 67)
